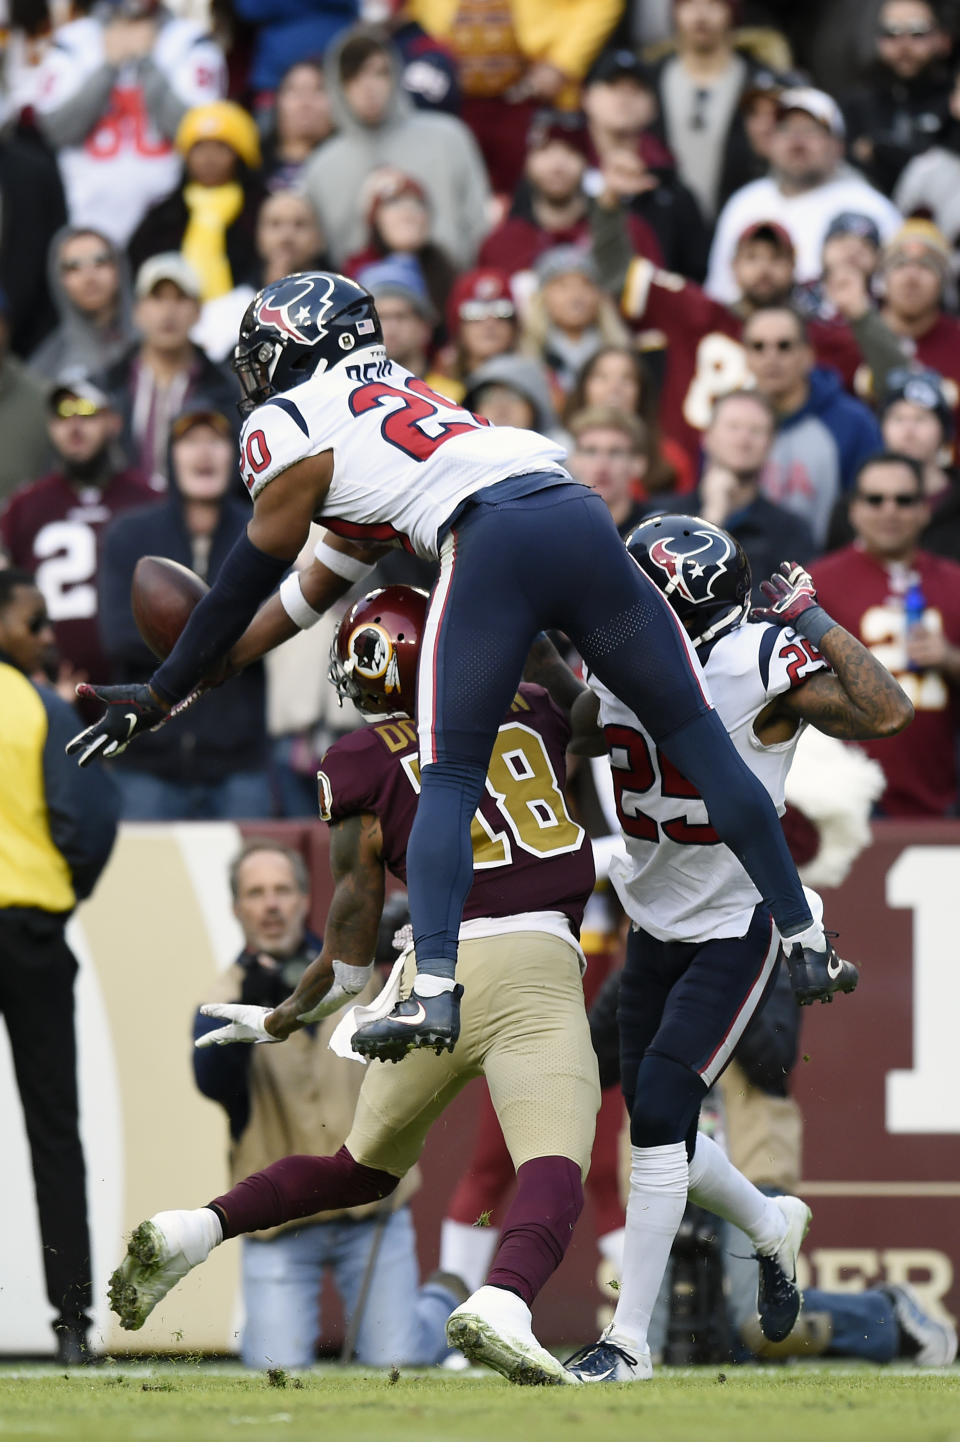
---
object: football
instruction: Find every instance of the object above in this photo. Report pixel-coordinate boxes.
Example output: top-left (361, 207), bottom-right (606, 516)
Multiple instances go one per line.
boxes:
top-left (131, 555), bottom-right (209, 660)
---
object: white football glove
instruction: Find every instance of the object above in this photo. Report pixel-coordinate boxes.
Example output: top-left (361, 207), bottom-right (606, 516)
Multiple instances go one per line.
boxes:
top-left (195, 1003), bottom-right (280, 1047)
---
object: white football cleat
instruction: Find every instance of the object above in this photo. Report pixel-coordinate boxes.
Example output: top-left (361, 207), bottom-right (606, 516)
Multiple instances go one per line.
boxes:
top-left (564, 1326), bottom-right (653, 1382)
top-left (108, 1208), bottom-right (221, 1330)
top-left (445, 1285), bottom-right (577, 1385)
top-left (885, 1283), bottom-right (959, 1366)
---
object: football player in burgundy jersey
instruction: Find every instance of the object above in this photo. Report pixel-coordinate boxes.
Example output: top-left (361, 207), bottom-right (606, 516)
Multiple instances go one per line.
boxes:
top-left (109, 586), bottom-right (602, 1385)
top-left (69, 271), bottom-right (828, 1062)
top-left (561, 516), bottom-right (912, 1382)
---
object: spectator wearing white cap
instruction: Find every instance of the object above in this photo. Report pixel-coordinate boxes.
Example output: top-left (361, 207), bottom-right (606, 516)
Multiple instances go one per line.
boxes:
top-left (98, 254), bottom-right (238, 488)
top-left (706, 87), bottom-right (902, 304)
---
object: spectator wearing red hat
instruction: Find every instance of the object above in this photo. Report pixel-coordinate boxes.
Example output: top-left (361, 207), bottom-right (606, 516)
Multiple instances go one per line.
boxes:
top-left (650, 0), bottom-right (790, 222)
top-left (478, 109), bottom-right (661, 282)
top-left (433, 268), bottom-right (519, 402)
top-left (343, 169), bottom-right (458, 323)
top-left (706, 87), bottom-right (901, 304)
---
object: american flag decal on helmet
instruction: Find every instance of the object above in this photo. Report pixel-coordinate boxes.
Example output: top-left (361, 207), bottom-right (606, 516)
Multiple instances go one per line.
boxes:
top-left (356, 318), bottom-right (376, 335)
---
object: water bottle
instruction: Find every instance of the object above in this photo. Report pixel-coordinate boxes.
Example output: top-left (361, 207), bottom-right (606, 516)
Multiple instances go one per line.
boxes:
top-left (904, 580), bottom-right (927, 672)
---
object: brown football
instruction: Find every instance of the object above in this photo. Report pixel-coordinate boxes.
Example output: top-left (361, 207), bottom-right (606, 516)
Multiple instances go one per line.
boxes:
top-left (131, 556), bottom-right (209, 660)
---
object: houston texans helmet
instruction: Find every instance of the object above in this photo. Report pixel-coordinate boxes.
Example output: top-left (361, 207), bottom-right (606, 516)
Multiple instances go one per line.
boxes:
top-left (233, 271), bottom-right (383, 416)
top-left (626, 513), bottom-right (752, 648)
top-left (329, 585), bottom-right (428, 716)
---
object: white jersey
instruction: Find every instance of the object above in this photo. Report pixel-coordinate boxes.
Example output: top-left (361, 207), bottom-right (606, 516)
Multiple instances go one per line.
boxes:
top-left (592, 620), bottom-right (828, 943)
top-left (238, 348), bottom-right (568, 560)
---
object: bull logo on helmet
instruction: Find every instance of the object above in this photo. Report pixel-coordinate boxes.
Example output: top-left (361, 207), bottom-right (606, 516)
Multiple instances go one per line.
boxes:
top-left (343, 623), bottom-right (402, 695)
top-left (254, 274), bottom-right (338, 346)
top-left (648, 530), bottom-right (734, 605)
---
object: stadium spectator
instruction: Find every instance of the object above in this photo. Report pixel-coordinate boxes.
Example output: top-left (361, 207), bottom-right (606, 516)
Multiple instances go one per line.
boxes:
top-left (706, 87), bottom-right (901, 303)
top-left (408, 0), bottom-right (622, 195)
top-left (651, 0), bottom-right (788, 222)
top-left (344, 170), bottom-right (457, 323)
top-left (436, 268), bottom-right (519, 402)
top-left (879, 367), bottom-right (960, 562)
top-left (462, 353), bottom-right (564, 440)
top-left (100, 254), bottom-right (237, 489)
top-left (30, 228), bottom-right (135, 383)
top-left (261, 60), bottom-right (336, 192)
top-left (692, 389), bottom-right (816, 594)
top-left (565, 345), bottom-right (688, 495)
top-left (301, 26), bottom-right (490, 269)
top-left (478, 109), bottom-right (662, 281)
top-left (894, 64), bottom-right (960, 244)
top-left (0, 567), bottom-right (118, 1364)
top-left (520, 246), bottom-right (629, 395)
top-left (793, 211), bottom-right (884, 323)
top-left (98, 401), bottom-right (270, 820)
top-left (743, 304), bottom-right (882, 546)
top-left (582, 51), bottom-right (711, 281)
top-left (842, 0), bottom-right (952, 197)
top-left (32, 0), bottom-right (226, 246)
top-left (356, 256), bottom-right (441, 383)
top-left (566, 406), bottom-right (651, 532)
top-left (128, 101), bottom-right (265, 302)
top-left (0, 379), bottom-right (152, 717)
top-left (232, 0), bottom-right (357, 99)
top-left (0, 128), bottom-right (68, 359)
top-left (0, 296), bottom-right (54, 505)
top-left (812, 453), bottom-right (960, 816)
top-left (193, 836), bottom-right (459, 1368)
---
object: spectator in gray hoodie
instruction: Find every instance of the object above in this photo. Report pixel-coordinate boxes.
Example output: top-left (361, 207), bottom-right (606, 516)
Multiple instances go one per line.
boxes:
top-left (30, 227), bottom-right (136, 383)
top-left (462, 353), bottom-right (567, 446)
top-left (301, 26), bottom-right (491, 269)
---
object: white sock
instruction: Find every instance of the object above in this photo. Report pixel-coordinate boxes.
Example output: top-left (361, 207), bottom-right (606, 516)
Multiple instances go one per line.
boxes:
top-left (413, 975), bottom-right (456, 997)
top-left (610, 1142), bottom-right (688, 1352)
top-left (439, 1218), bottom-right (499, 1294)
top-left (155, 1207), bottom-right (222, 1263)
top-left (687, 1132), bottom-right (784, 1255)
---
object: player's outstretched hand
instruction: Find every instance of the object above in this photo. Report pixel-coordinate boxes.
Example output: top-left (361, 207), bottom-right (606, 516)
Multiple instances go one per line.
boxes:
top-left (65, 682), bottom-right (169, 766)
top-left (754, 561), bottom-right (819, 628)
top-left (195, 1003), bottom-right (281, 1046)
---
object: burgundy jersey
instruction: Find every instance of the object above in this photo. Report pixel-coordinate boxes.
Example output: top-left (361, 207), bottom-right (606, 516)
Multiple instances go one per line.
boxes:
top-left (811, 544), bottom-right (960, 816)
top-left (317, 683), bottom-right (595, 933)
top-left (0, 468), bottom-right (153, 688)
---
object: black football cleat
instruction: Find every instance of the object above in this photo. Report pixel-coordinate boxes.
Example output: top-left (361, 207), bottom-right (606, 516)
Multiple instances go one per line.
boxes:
top-left (785, 937), bottom-right (859, 1006)
top-left (756, 1196), bottom-right (810, 1342)
top-left (351, 984), bottom-right (463, 1063)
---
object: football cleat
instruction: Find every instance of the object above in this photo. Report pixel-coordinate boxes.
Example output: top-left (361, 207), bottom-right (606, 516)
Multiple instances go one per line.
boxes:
top-left (108, 1209), bottom-right (219, 1330)
top-left (885, 1283), bottom-right (959, 1367)
top-left (351, 983), bottom-right (463, 1063)
top-left (445, 1284), bottom-right (577, 1385)
top-left (564, 1329), bottom-right (652, 1382)
top-left (756, 1195), bottom-right (811, 1342)
top-left (785, 936), bottom-right (859, 1006)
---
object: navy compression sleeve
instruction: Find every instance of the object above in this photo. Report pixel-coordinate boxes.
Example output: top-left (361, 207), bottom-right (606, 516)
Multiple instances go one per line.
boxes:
top-left (151, 531), bottom-right (289, 704)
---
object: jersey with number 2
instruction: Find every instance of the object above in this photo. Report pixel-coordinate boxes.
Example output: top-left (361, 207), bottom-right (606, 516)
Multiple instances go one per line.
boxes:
top-left (239, 346), bottom-right (568, 560)
top-left (592, 619), bottom-right (828, 943)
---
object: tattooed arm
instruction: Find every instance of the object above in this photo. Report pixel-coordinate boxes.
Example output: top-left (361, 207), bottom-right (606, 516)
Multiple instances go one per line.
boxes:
top-left (264, 812), bottom-right (386, 1039)
top-left (756, 624), bottom-right (915, 744)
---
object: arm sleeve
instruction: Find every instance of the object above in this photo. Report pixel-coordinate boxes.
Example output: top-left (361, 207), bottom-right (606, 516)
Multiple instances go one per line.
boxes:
top-left (34, 59), bottom-right (117, 148)
top-left (590, 202), bottom-right (637, 300)
top-left (40, 690), bottom-right (119, 901)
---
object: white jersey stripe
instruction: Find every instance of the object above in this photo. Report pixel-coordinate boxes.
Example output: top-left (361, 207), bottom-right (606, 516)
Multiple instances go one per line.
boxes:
top-left (417, 531), bottom-right (458, 766)
top-left (698, 916), bottom-right (780, 1088)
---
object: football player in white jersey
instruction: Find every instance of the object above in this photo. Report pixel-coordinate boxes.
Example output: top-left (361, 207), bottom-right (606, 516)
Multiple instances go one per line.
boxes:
top-left (71, 274), bottom-right (836, 1063)
top-left (563, 514), bottom-right (913, 1382)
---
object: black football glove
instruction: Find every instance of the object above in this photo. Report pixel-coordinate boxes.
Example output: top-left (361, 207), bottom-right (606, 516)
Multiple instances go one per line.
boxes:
top-left (66, 682), bottom-right (170, 767)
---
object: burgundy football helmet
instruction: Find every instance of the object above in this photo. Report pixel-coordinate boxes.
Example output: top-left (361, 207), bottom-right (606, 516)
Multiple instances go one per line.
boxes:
top-left (329, 585), bottom-right (429, 716)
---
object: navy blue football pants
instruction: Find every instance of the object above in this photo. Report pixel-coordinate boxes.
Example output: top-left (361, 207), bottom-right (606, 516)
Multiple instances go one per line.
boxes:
top-left (618, 904), bottom-right (782, 1152)
top-left (406, 478), bottom-right (811, 976)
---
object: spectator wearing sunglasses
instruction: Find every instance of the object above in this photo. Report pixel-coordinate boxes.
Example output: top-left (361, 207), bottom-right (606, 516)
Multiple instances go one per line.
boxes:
top-left (30, 228), bottom-right (135, 383)
top-left (811, 452), bottom-right (960, 816)
top-left (742, 304), bottom-right (881, 547)
top-left (842, 0), bottom-right (952, 197)
top-left (0, 379), bottom-right (152, 720)
top-left (0, 566), bottom-right (118, 1364)
top-left (432, 267), bottom-right (519, 402)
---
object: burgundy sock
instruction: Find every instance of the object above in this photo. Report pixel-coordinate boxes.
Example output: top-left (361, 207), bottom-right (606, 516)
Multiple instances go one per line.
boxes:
top-left (207, 1145), bottom-right (399, 1239)
top-left (486, 1155), bottom-right (583, 1307)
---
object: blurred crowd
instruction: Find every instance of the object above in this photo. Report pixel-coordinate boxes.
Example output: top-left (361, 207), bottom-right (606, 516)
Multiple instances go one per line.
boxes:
top-left (1, 0), bottom-right (960, 820)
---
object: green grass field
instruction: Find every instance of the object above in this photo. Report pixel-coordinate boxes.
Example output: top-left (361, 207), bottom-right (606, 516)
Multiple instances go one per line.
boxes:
top-left (0, 1363), bottom-right (958, 1442)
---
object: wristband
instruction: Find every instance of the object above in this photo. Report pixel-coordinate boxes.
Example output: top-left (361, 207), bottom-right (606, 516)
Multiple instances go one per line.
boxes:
top-left (279, 572), bottom-right (323, 630)
top-left (793, 604), bottom-right (837, 649)
top-left (314, 538), bottom-right (375, 584)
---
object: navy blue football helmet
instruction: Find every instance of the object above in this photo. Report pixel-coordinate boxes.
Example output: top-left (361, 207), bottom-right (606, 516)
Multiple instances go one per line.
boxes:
top-left (626, 513), bottom-right (752, 647)
top-left (233, 271), bottom-right (383, 415)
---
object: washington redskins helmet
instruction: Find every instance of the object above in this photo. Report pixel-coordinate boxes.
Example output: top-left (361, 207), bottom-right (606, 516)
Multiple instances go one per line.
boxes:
top-left (329, 586), bottom-right (428, 716)
top-left (626, 513), bottom-right (752, 648)
top-left (233, 271), bottom-right (383, 416)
